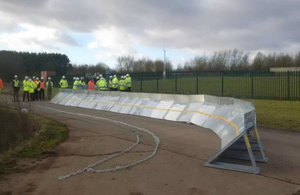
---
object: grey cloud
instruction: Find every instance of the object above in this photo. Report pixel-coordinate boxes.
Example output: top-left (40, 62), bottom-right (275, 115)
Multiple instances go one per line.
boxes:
top-left (0, 0), bottom-right (300, 53)
top-left (55, 31), bottom-right (78, 46)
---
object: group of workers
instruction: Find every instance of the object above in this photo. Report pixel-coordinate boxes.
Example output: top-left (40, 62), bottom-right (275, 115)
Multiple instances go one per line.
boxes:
top-left (0, 73), bottom-right (132, 102)
top-left (71, 74), bottom-right (132, 92)
top-left (11, 75), bottom-right (54, 102)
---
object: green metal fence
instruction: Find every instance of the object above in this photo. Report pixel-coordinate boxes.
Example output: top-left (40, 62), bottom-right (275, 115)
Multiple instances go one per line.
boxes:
top-left (129, 71), bottom-right (300, 101)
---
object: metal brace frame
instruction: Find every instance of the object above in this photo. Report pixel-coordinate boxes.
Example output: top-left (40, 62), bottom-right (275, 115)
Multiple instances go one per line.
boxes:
top-left (205, 126), bottom-right (268, 174)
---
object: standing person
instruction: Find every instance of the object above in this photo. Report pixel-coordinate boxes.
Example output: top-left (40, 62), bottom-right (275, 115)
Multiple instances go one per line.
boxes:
top-left (99, 76), bottom-right (107, 91)
top-left (119, 76), bottom-right (126, 92)
top-left (33, 76), bottom-right (38, 101)
top-left (31, 77), bottom-right (36, 101)
top-left (125, 74), bottom-right (132, 92)
top-left (88, 78), bottom-right (95, 90)
top-left (59, 75), bottom-right (68, 89)
top-left (80, 77), bottom-right (86, 89)
top-left (0, 77), bottom-right (3, 99)
top-left (36, 77), bottom-right (40, 100)
top-left (73, 77), bottom-right (80, 90)
top-left (12, 75), bottom-right (20, 102)
top-left (46, 77), bottom-right (53, 100)
top-left (39, 77), bottom-right (45, 100)
top-left (23, 76), bottom-right (30, 101)
top-left (29, 78), bottom-right (35, 101)
top-left (112, 75), bottom-right (119, 91)
top-left (96, 76), bottom-right (100, 91)
top-left (108, 76), bottom-right (113, 91)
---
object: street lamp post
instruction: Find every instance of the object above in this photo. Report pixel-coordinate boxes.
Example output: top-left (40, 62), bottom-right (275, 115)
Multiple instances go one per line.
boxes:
top-left (162, 49), bottom-right (166, 79)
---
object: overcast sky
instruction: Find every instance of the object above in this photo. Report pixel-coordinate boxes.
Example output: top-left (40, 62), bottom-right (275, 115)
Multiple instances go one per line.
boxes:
top-left (0, 0), bottom-right (299, 68)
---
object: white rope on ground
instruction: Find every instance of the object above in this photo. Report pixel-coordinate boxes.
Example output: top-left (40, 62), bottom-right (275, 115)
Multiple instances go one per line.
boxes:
top-left (39, 106), bottom-right (160, 180)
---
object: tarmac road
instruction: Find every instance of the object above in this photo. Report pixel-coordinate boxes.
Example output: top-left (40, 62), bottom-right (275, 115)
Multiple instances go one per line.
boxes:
top-left (0, 100), bottom-right (300, 195)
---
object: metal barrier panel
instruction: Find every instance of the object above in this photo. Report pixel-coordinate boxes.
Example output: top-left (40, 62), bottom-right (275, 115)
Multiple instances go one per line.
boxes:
top-left (51, 89), bottom-right (267, 174)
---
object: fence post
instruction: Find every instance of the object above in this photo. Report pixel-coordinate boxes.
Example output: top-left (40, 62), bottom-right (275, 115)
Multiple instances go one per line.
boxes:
top-left (251, 72), bottom-right (254, 99)
top-left (221, 72), bottom-right (224, 97)
top-left (175, 75), bottom-right (177, 94)
top-left (196, 72), bottom-right (199, 94)
top-left (156, 78), bottom-right (159, 93)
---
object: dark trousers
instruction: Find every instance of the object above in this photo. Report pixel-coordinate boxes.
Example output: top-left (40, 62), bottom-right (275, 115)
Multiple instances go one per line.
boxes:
top-left (127, 87), bottom-right (131, 92)
top-left (13, 88), bottom-right (20, 102)
top-left (23, 91), bottom-right (30, 101)
top-left (39, 89), bottom-right (45, 100)
top-left (47, 90), bottom-right (52, 101)
top-left (30, 93), bottom-right (34, 101)
top-left (34, 89), bottom-right (38, 101)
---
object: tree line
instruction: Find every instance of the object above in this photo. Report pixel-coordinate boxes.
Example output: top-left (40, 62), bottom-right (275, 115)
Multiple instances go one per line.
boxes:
top-left (179, 49), bottom-right (300, 72)
top-left (0, 50), bottom-right (70, 81)
top-left (1, 49), bottom-right (300, 81)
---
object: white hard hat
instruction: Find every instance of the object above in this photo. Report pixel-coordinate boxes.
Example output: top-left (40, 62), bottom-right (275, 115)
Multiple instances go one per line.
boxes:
top-left (14, 75), bottom-right (18, 78)
top-left (96, 76), bottom-right (99, 79)
top-left (41, 76), bottom-right (44, 79)
top-left (29, 78), bottom-right (32, 81)
top-left (81, 76), bottom-right (84, 79)
top-left (76, 77), bottom-right (79, 80)
top-left (25, 76), bottom-right (29, 79)
top-left (36, 77), bottom-right (39, 80)
top-left (33, 76), bottom-right (35, 79)
top-left (48, 77), bottom-right (51, 80)
top-left (100, 74), bottom-right (102, 77)
top-left (62, 75), bottom-right (66, 79)
top-left (126, 74), bottom-right (129, 76)
top-left (110, 76), bottom-right (113, 78)
top-left (73, 77), bottom-right (76, 80)
top-left (114, 75), bottom-right (116, 77)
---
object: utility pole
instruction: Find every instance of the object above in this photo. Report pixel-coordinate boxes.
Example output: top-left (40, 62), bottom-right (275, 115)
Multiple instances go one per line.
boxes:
top-left (162, 49), bottom-right (166, 79)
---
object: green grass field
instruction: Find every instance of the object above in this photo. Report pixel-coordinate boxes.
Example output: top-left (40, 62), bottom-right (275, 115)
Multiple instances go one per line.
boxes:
top-left (249, 99), bottom-right (300, 131)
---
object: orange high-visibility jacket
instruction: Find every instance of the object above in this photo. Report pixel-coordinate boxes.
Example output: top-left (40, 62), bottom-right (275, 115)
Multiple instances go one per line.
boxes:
top-left (0, 78), bottom-right (3, 89)
top-left (39, 81), bottom-right (45, 89)
top-left (88, 80), bottom-right (95, 90)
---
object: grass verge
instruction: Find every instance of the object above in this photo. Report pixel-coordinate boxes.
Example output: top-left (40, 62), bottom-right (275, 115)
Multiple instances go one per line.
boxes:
top-left (249, 99), bottom-right (300, 131)
top-left (0, 108), bottom-right (68, 174)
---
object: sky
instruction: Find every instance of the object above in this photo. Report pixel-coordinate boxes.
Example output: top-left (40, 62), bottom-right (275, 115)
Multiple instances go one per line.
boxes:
top-left (0, 0), bottom-right (299, 69)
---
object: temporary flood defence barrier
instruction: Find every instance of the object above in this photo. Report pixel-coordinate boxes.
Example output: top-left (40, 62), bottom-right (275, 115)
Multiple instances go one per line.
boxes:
top-left (51, 89), bottom-right (268, 174)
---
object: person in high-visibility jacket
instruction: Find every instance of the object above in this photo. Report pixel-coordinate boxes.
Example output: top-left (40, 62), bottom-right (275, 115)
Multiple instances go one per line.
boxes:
top-left (12, 75), bottom-right (20, 102)
top-left (0, 77), bottom-right (3, 99)
top-left (95, 76), bottom-right (100, 90)
top-left (29, 78), bottom-right (35, 101)
top-left (73, 77), bottom-right (80, 90)
top-left (46, 77), bottom-right (53, 100)
top-left (112, 75), bottom-right (119, 91)
top-left (38, 77), bottom-right (45, 100)
top-left (88, 78), bottom-right (95, 90)
top-left (36, 77), bottom-right (41, 100)
top-left (59, 75), bottom-right (68, 89)
top-left (80, 77), bottom-right (86, 89)
top-left (98, 76), bottom-right (107, 91)
top-left (125, 73), bottom-right (132, 92)
top-left (119, 76), bottom-right (127, 91)
top-left (31, 77), bottom-right (37, 101)
top-left (23, 76), bottom-right (30, 101)
top-left (108, 76), bottom-right (113, 90)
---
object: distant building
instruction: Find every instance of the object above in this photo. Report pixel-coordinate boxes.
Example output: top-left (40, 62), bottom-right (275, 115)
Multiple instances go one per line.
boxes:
top-left (41, 71), bottom-right (56, 79)
top-left (270, 67), bottom-right (300, 72)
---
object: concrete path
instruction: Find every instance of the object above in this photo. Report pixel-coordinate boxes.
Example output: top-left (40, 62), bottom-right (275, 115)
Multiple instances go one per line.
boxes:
top-left (0, 101), bottom-right (300, 195)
